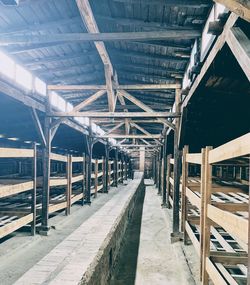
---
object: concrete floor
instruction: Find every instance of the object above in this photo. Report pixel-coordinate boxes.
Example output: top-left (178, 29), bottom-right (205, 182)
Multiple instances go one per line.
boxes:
top-left (0, 185), bottom-right (124, 285)
top-left (135, 181), bottom-right (196, 285)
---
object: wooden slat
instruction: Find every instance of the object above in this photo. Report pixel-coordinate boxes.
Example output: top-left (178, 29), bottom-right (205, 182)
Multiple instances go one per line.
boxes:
top-left (185, 221), bottom-right (200, 255)
top-left (186, 187), bottom-right (201, 209)
top-left (207, 204), bottom-right (248, 244)
top-left (0, 148), bottom-right (33, 158)
top-left (50, 153), bottom-right (67, 162)
top-left (0, 214), bottom-right (33, 239)
top-left (0, 181), bottom-right (34, 198)
top-left (209, 133), bottom-right (250, 164)
top-left (72, 156), bottom-right (84, 163)
top-left (49, 202), bottom-right (67, 214)
top-left (186, 153), bottom-right (202, 165)
top-left (71, 193), bottom-right (84, 205)
top-left (206, 258), bottom-right (228, 285)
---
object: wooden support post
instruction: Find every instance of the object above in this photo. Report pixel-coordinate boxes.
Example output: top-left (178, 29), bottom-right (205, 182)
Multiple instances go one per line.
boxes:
top-left (102, 156), bottom-right (105, 193)
top-left (31, 142), bottom-right (37, 236)
top-left (85, 132), bottom-right (93, 204)
top-left (154, 154), bottom-right (157, 184)
top-left (108, 161), bottom-right (111, 186)
top-left (104, 144), bottom-right (109, 192)
top-left (114, 148), bottom-right (118, 187)
top-left (124, 155), bottom-right (128, 181)
top-left (201, 146), bottom-right (213, 285)
top-left (248, 162), bottom-right (250, 285)
top-left (158, 146), bottom-right (163, 195)
top-left (121, 153), bottom-right (124, 183)
top-left (181, 145), bottom-right (189, 244)
top-left (66, 154), bottom-right (72, 215)
top-left (171, 88), bottom-right (182, 240)
top-left (166, 154), bottom-right (172, 209)
top-left (162, 136), bottom-right (168, 207)
top-left (94, 159), bottom-right (98, 198)
top-left (41, 92), bottom-right (52, 233)
top-left (82, 153), bottom-right (85, 206)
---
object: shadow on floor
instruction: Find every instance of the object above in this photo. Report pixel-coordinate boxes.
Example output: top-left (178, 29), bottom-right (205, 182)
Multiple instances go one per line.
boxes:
top-left (109, 186), bottom-right (145, 285)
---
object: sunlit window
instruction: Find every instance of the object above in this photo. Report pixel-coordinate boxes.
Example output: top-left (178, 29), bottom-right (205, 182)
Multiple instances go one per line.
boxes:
top-left (0, 51), bottom-right (15, 79)
top-left (34, 77), bottom-right (46, 96)
top-left (15, 64), bottom-right (32, 90)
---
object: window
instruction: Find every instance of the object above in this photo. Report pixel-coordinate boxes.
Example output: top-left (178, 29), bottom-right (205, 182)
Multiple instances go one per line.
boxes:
top-left (34, 77), bottom-right (46, 96)
top-left (15, 64), bottom-right (32, 90)
top-left (0, 51), bottom-right (15, 79)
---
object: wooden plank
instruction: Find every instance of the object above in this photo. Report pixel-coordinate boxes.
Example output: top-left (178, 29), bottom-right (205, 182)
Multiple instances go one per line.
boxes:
top-left (226, 27), bottom-right (250, 81)
top-left (119, 90), bottom-right (176, 130)
top-left (186, 187), bottom-right (201, 209)
top-left (186, 153), bottom-right (202, 165)
top-left (207, 204), bottom-right (248, 244)
top-left (50, 153), bottom-right (67, 162)
top-left (0, 181), bottom-right (34, 198)
top-left (182, 13), bottom-right (238, 110)
top-left (47, 83), bottom-right (181, 91)
top-left (0, 148), bottom-right (33, 158)
top-left (214, 0), bottom-right (250, 22)
top-left (50, 111), bottom-right (178, 118)
top-left (69, 90), bottom-right (106, 113)
top-left (0, 214), bottom-right (33, 239)
top-left (0, 30), bottom-right (201, 45)
top-left (96, 134), bottom-right (162, 139)
top-left (206, 258), bottom-right (227, 285)
top-left (71, 193), bottom-right (84, 205)
top-left (72, 175), bottom-right (84, 183)
top-left (185, 221), bottom-right (200, 255)
top-left (72, 156), bottom-right (84, 163)
top-left (49, 202), bottom-right (67, 214)
top-left (209, 133), bottom-right (250, 164)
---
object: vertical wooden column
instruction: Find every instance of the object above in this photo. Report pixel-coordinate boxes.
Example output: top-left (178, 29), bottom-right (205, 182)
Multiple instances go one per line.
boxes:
top-left (85, 127), bottom-right (93, 204)
top-left (31, 142), bottom-right (37, 236)
top-left (124, 155), bottom-right (128, 181)
top-left (104, 143), bottom-right (109, 192)
top-left (162, 135), bottom-right (168, 207)
top-left (66, 154), bottom-right (72, 215)
top-left (158, 147), bottom-right (162, 195)
top-left (108, 161), bottom-right (111, 187)
top-left (121, 153), bottom-right (124, 183)
top-left (247, 162), bottom-right (250, 285)
top-left (94, 159), bottom-right (98, 198)
top-left (172, 88), bottom-right (182, 238)
top-left (102, 156), bottom-right (105, 193)
top-left (166, 154), bottom-right (171, 208)
top-left (199, 148), bottom-right (206, 279)
top-left (201, 146), bottom-right (212, 285)
top-left (82, 153), bottom-right (85, 206)
top-left (114, 147), bottom-right (118, 187)
top-left (153, 154), bottom-right (157, 184)
top-left (181, 146), bottom-right (189, 244)
top-left (41, 91), bottom-right (52, 232)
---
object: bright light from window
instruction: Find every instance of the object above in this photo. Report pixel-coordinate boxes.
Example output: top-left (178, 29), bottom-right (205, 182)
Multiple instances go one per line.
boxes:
top-left (66, 102), bottom-right (73, 112)
top-left (51, 92), bottom-right (66, 111)
top-left (0, 51), bottom-right (15, 79)
top-left (15, 64), bottom-right (32, 90)
top-left (34, 77), bottom-right (46, 96)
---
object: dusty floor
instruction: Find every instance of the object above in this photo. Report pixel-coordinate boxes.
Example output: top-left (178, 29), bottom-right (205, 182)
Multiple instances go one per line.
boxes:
top-left (111, 180), bottom-right (200, 285)
top-left (0, 186), bottom-right (120, 285)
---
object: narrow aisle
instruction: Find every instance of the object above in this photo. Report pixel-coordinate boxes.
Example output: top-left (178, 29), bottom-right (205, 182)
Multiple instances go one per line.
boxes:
top-left (135, 181), bottom-right (194, 285)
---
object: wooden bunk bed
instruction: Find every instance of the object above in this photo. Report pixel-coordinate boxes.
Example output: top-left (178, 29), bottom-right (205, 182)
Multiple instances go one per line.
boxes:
top-left (0, 146), bottom-right (36, 239)
top-left (180, 133), bottom-right (250, 285)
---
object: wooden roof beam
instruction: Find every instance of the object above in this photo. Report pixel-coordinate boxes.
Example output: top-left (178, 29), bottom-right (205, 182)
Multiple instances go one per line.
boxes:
top-left (112, 0), bottom-right (210, 7)
top-left (95, 134), bottom-right (162, 139)
top-left (214, 0), bottom-right (250, 22)
top-left (0, 30), bottom-right (201, 45)
top-left (76, 0), bottom-right (115, 112)
top-left (50, 111), bottom-right (178, 118)
top-left (48, 83), bottom-right (181, 90)
top-left (119, 90), bottom-right (176, 130)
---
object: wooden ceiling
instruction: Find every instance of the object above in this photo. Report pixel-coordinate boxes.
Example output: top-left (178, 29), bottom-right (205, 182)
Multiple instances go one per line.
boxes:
top-left (0, 0), bottom-right (213, 148)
